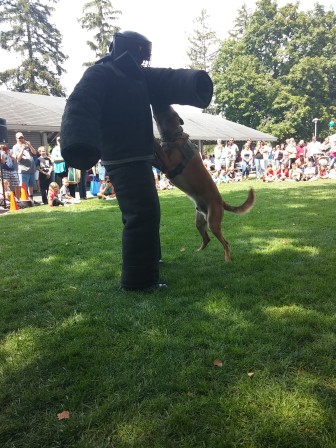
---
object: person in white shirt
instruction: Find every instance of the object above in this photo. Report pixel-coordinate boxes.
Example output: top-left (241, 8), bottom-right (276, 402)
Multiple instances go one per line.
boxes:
top-left (307, 136), bottom-right (321, 163)
top-left (213, 139), bottom-right (224, 174)
top-left (12, 132), bottom-right (37, 202)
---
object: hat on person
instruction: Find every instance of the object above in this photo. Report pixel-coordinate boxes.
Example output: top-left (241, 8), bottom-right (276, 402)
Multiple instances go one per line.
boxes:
top-left (16, 132), bottom-right (24, 138)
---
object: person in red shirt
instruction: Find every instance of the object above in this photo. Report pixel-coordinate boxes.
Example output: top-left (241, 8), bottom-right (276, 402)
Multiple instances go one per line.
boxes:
top-left (263, 164), bottom-right (276, 182)
top-left (296, 139), bottom-right (307, 159)
top-left (276, 163), bottom-right (289, 181)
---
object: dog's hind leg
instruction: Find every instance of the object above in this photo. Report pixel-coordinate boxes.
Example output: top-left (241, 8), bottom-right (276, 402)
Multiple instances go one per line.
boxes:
top-left (207, 206), bottom-right (231, 262)
top-left (195, 210), bottom-right (211, 251)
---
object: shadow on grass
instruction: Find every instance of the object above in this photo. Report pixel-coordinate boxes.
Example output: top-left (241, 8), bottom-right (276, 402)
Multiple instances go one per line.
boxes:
top-left (0, 182), bottom-right (335, 447)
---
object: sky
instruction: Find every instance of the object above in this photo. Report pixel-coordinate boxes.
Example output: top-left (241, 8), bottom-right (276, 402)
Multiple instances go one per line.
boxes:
top-left (1, 0), bottom-right (335, 95)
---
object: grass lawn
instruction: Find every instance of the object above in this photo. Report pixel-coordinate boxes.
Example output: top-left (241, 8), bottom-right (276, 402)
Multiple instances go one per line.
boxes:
top-left (0, 179), bottom-right (335, 448)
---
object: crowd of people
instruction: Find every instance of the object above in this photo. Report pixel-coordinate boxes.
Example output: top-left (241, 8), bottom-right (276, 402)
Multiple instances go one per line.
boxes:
top-left (2, 132), bottom-right (335, 210)
top-left (0, 132), bottom-right (117, 210)
top-left (200, 135), bottom-right (336, 183)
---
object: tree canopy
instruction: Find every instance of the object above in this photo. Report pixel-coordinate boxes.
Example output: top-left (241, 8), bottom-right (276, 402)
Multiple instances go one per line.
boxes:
top-left (0, 0), bottom-right (67, 96)
top-left (213, 0), bottom-right (336, 141)
top-left (187, 9), bottom-right (218, 73)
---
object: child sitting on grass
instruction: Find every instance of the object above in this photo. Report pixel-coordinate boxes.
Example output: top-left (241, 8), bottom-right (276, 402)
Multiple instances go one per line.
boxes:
top-left (263, 164), bottom-right (276, 182)
top-left (48, 182), bottom-right (65, 206)
top-left (60, 177), bottom-right (81, 204)
top-left (97, 178), bottom-right (116, 200)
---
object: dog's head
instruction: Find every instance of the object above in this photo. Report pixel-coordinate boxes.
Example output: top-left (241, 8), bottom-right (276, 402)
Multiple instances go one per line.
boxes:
top-left (152, 104), bottom-right (184, 141)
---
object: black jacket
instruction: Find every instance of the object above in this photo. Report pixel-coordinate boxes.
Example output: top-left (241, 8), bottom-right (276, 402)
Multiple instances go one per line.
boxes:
top-left (61, 56), bottom-right (213, 170)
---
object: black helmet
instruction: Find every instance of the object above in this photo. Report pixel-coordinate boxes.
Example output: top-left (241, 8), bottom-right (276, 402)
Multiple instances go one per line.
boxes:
top-left (109, 31), bottom-right (152, 65)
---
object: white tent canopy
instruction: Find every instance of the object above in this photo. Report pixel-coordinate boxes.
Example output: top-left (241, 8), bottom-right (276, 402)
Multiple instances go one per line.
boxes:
top-left (0, 90), bottom-right (277, 142)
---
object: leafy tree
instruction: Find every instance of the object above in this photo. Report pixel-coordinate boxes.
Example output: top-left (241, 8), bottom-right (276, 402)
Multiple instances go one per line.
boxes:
top-left (213, 0), bottom-right (336, 141)
top-left (0, 0), bottom-right (67, 96)
top-left (187, 9), bottom-right (218, 73)
top-left (78, 0), bottom-right (121, 66)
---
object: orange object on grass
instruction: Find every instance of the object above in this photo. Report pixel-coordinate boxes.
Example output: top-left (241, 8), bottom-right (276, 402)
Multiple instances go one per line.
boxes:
top-left (9, 192), bottom-right (19, 211)
top-left (21, 182), bottom-right (29, 200)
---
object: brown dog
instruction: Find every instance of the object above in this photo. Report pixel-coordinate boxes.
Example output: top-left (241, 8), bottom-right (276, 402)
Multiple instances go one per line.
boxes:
top-left (152, 104), bottom-right (255, 261)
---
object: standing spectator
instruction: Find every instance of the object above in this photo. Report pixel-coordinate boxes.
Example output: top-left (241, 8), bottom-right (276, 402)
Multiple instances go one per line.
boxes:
top-left (307, 136), bottom-right (321, 163)
top-left (0, 178), bottom-right (11, 206)
top-left (51, 136), bottom-right (67, 187)
top-left (240, 143), bottom-right (253, 180)
top-left (264, 141), bottom-right (273, 166)
top-left (78, 169), bottom-right (87, 200)
top-left (0, 144), bottom-right (20, 200)
top-left (273, 144), bottom-right (283, 170)
top-left (320, 137), bottom-right (331, 155)
top-left (329, 139), bottom-right (336, 169)
top-left (228, 138), bottom-right (239, 168)
top-left (296, 139), bottom-right (307, 159)
top-left (67, 166), bottom-right (80, 198)
top-left (214, 139), bottom-right (224, 175)
top-left (286, 138), bottom-right (297, 168)
top-left (12, 132), bottom-right (37, 203)
top-left (254, 141), bottom-right (264, 180)
top-left (97, 159), bottom-right (106, 185)
top-left (152, 166), bottom-right (160, 190)
top-left (36, 146), bottom-right (53, 205)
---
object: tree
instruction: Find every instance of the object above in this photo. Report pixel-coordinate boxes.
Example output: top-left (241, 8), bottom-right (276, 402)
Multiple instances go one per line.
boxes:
top-left (213, 0), bottom-right (336, 141)
top-left (0, 0), bottom-right (67, 96)
top-left (229, 3), bottom-right (252, 40)
top-left (187, 9), bottom-right (218, 73)
top-left (78, 0), bottom-right (121, 66)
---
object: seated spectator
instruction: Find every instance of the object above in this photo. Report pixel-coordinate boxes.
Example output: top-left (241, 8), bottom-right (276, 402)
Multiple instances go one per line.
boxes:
top-left (227, 166), bottom-right (240, 182)
top-left (318, 165), bottom-right (328, 179)
top-left (263, 164), bottom-right (276, 182)
top-left (60, 177), bottom-right (81, 203)
top-left (202, 154), bottom-right (212, 171)
top-left (97, 177), bottom-right (117, 199)
top-left (48, 182), bottom-right (65, 206)
top-left (276, 163), bottom-right (289, 181)
top-left (289, 163), bottom-right (303, 182)
top-left (158, 174), bottom-right (174, 190)
top-left (303, 161), bottom-right (318, 181)
top-left (295, 154), bottom-right (307, 172)
top-left (328, 167), bottom-right (336, 179)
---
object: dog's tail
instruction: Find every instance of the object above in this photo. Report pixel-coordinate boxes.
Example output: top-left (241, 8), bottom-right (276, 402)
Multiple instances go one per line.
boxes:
top-left (223, 188), bottom-right (256, 214)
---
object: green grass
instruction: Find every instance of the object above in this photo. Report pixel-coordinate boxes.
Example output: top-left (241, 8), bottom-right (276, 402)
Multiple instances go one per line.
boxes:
top-left (0, 180), bottom-right (335, 448)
